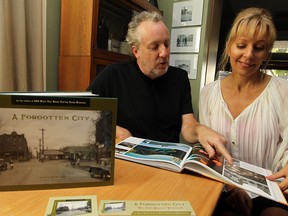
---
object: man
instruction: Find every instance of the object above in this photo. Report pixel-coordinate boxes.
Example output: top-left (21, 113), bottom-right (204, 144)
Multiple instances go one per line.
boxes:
top-left (88, 11), bottom-right (232, 163)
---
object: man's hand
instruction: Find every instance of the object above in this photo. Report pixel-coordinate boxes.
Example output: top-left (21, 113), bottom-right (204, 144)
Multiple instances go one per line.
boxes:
top-left (116, 125), bottom-right (132, 141)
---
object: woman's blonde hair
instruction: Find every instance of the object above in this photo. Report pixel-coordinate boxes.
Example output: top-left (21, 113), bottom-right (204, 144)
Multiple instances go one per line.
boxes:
top-left (218, 7), bottom-right (277, 71)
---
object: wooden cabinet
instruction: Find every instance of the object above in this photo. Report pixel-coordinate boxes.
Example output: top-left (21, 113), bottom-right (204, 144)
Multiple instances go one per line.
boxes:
top-left (59, 0), bottom-right (161, 91)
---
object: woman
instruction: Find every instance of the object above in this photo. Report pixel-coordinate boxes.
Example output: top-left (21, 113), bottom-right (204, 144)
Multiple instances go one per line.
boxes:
top-left (199, 7), bottom-right (288, 216)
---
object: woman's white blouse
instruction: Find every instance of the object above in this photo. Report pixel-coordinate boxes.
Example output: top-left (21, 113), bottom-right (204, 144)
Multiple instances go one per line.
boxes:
top-left (199, 76), bottom-right (288, 172)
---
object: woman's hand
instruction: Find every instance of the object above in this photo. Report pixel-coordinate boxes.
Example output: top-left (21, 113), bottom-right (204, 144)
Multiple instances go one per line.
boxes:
top-left (181, 114), bottom-right (233, 165)
top-left (196, 125), bottom-right (233, 165)
top-left (226, 186), bottom-right (253, 216)
top-left (266, 164), bottom-right (288, 195)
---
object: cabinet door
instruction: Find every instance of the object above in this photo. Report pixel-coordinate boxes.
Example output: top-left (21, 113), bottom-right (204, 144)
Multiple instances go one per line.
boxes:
top-left (92, 0), bottom-right (161, 56)
top-left (59, 0), bottom-right (94, 91)
top-left (58, 0), bottom-right (160, 91)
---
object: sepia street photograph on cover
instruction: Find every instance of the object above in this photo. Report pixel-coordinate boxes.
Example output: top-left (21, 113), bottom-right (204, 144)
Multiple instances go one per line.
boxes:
top-left (0, 107), bottom-right (114, 190)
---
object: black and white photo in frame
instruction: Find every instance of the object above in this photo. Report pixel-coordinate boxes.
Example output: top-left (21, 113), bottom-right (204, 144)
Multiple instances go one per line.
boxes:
top-left (170, 54), bottom-right (198, 79)
top-left (170, 27), bottom-right (201, 53)
top-left (172, 0), bottom-right (204, 27)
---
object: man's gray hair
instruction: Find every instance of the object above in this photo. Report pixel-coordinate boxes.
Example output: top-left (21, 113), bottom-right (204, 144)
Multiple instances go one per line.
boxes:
top-left (126, 11), bottom-right (163, 48)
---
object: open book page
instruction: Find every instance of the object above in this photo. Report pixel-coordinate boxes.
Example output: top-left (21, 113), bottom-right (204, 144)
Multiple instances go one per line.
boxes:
top-left (185, 143), bottom-right (224, 174)
top-left (183, 144), bottom-right (287, 204)
top-left (222, 159), bottom-right (287, 205)
top-left (183, 143), bottom-right (225, 180)
top-left (115, 137), bottom-right (193, 172)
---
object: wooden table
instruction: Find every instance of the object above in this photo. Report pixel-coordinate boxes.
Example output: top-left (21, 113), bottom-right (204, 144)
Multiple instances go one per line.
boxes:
top-left (0, 159), bottom-right (224, 216)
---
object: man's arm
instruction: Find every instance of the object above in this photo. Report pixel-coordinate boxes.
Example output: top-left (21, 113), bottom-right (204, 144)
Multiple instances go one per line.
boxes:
top-left (181, 113), bottom-right (233, 164)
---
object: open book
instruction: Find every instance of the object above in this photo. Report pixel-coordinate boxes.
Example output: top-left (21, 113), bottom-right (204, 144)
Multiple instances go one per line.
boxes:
top-left (116, 137), bottom-right (287, 205)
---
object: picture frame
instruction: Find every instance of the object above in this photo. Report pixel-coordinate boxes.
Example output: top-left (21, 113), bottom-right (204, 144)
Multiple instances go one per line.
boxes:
top-left (172, 0), bottom-right (204, 27)
top-left (101, 201), bottom-right (126, 214)
top-left (170, 54), bottom-right (198, 79)
top-left (170, 27), bottom-right (201, 53)
top-left (0, 93), bottom-right (117, 191)
top-left (45, 195), bottom-right (97, 216)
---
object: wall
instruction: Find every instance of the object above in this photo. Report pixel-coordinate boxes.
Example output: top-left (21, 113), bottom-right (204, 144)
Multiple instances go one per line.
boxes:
top-left (46, 0), bottom-right (60, 91)
top-left (158, 0), bottom-right (221, 118)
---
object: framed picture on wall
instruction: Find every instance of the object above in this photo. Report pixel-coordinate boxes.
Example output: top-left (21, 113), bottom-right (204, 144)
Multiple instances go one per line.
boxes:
top-left (172, 0), bottom-right (204, 27)
top-left (170, 54), bottom-right (198, 79)
top-left (170, 27), bottom-right (201, 53)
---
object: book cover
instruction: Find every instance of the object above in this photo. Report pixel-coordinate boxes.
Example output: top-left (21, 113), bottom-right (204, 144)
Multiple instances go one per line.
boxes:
top-left (45, 195), bottom-right (98, 216)
top-left (0, 93), bottom-right (117, 191)
top-left (99, 200), bottom-right (195, 216)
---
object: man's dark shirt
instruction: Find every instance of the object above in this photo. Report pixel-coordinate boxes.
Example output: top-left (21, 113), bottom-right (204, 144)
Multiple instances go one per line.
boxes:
top-left (88, 60), bottom-right (193, 142)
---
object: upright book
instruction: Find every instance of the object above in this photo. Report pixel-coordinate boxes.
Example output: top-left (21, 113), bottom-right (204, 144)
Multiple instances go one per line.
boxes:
top-left (0, 92), bottom-right (117, 191)
top-left (116, 137), bottom-right (287, 205)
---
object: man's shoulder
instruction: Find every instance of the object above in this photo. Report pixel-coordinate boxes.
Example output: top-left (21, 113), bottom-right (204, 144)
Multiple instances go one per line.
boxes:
top-left (167, 66), bottom-right (189, 77)
top-left (168, 65), bottom-right (187, 73)
top-left (97, 60), bottom-right (135, 77)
